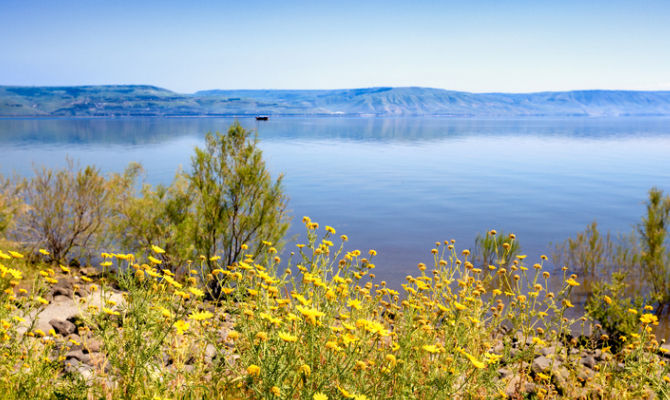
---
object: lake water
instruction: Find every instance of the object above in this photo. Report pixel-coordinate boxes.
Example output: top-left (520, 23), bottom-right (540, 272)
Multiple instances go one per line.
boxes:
top-left (2, 117), bottom-right (670, 288)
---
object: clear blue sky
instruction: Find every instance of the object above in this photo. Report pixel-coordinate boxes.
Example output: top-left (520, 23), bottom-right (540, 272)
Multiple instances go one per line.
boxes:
top-left (1, 0), bottom-right (669, 93)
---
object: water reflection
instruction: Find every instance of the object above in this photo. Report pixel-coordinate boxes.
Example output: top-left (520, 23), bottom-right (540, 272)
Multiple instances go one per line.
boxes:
top-left (2, 117), bottom-right (670, 146)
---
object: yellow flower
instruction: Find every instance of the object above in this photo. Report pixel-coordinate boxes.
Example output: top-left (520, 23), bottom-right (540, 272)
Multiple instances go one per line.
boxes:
top-left (565, 278), bottom-right (580, 287)
top-left (603, 295), bottom-right (612, 305)
top-left (454, 301), bottom-right (467, 311)
top-left (36, 296), bottom-right (49, 305)
top-left (39, 249), bottom-right (50, 256)
top-left (299, 364), bottom-right (311, 376)
top-left (385, 354), bottom-right (397, 367)
top-left (640, 313), bottom-right (658, 325)
top-left (247, 364), bottom-right (261, 377)
top-left (563, 300), bottom-right (574, 308)
top-left (354, 395), bottom-right (369, 400)
top-left (188, 287), bottom-right (204, 297)
top-left (174, 320), bottom-right (190, 335)
top-left (159, 307), bottom-right (172, 318)
top-left (146, 269), bottom-right (161, 278)
top-left (459, 349), bottom-right (486, 369)
top-left (278, 331), bottom-right (298, 342)
top-left (313, 393), bottom-right (328, 400)
top-left (347, 299), bottom-right (362, 310)
top-left (628, 308), bottom-right (638, 315)
top-left (292, 293), bottom-right (312, 306)
top-left (151, 245), bottom-right (165, 254)
top-left (422, 344), bottom-right (440, 353)
top-left (103, 307), bottom-right (120, 316)
top-left (296, 305), bottom-right (325, 325)
top-left (163, 275), bottom-right (182, 289)
top-left (337, 386), bottom-right (355, 399)
top-left (8, 251), bottom-right (24, 258)
top-left (148, 256), bottom-right (162, 265)
top-left (270, 386), bottom-right (281, 396)
top-left (59, 265), bottom-right (70, 273)
top-left (189, 311), bottom-right (214, 321)
top-left (227, 331), bottom-right (240, 341)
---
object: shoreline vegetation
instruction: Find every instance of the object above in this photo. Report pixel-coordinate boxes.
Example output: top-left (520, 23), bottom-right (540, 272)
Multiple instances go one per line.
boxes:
top-left (1, 123), bottom-right (670, 398)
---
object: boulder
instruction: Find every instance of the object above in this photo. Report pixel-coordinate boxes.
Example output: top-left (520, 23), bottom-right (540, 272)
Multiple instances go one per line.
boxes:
top-left (580, 355), bottom-right (596, 369)
top-left (505, 376), bottom-right (536, 398)
top-left (65, 349), bottom-right (90, 364)
top-left (79, 266), bottom-right (101, 278)
top-left (531, 355), bottom-right (553, 374)
top-left (49, 319), bottom-right (76, 336)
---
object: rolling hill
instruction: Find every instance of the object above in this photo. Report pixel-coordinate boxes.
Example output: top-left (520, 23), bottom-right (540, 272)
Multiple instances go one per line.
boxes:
top-left (2, 85), bottom-right (670, 117)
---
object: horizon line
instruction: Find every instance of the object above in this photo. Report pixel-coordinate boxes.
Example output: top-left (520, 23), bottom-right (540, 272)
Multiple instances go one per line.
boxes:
top-left (3, 84), bottom-right (670, 96)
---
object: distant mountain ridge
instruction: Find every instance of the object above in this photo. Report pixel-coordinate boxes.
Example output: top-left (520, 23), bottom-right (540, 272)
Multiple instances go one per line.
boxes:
top-left (2, 85), bottom-right (670, 117)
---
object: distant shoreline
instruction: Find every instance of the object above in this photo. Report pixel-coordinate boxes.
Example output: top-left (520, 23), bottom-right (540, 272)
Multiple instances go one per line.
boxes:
top-left (3, 85), bottom-right (670, 117)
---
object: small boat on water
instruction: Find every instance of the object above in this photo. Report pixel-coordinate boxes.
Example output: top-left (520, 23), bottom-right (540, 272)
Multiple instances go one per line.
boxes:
top-left (255, 116), bottom-right (269, 121)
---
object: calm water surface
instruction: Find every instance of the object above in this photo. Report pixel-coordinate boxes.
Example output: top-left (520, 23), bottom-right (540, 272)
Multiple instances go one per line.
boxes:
top-left (1, 117), bottom-right (670, 289)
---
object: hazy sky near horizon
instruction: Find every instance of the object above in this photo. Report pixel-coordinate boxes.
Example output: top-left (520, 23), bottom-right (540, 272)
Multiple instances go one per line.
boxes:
top-left (2, 0), bottom-right (669, 93)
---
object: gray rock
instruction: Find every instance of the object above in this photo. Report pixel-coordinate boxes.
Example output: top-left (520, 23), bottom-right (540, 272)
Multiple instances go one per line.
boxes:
top-left (66, 334), bottom-right (83, 350)
top-left (577, 367), bottom-right (594, 382)
top-left (498, 367), bottom-right (512, 379)
top-left (63, 359), bottom-right (93, 381)
top-left (74, 286), bottom-right (90, 297)
top-left (79, 267), bottom-right (101, 278)
top-left (34, 298), bottom-right (80, 333)
top-left (49, 319), bottom-right (76, 336)
top-left (85, 338), bottom-right (102, 353)
top-left (52, 295), bottom-right (71, 303)
top-left (580, 355), bottom-right (596, 369)
top-left (204, 344), bottom-right (216, 364)
top-left (493, 342), bottom-right (504, 354)
top-left (65, 349), bottom-right (90, 364)
top-left (505, 376), bottom-right (537, 398)
top-left (52, 286), bottom-right (73, 298)
top-left (552, 365), bottom-right (571, 394)
top-left (540, 346), bottom-right (557, 357)
top-left (531, 355), bottom-right (553, 373)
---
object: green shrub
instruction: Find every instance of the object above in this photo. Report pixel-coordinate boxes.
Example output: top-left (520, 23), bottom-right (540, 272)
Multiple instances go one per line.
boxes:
top-left (109, 164), bottom-right (195, 274)
top-left (13, 160), bottom-right (110, 263)
top-left (585, 271), bottom-right (645, 339)
top-left (638, 187), bottom-right (670, 310)
top-left (0, 174), bottom-right (23, 237)
top-left (188, 122), bottom-right (290, 274)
